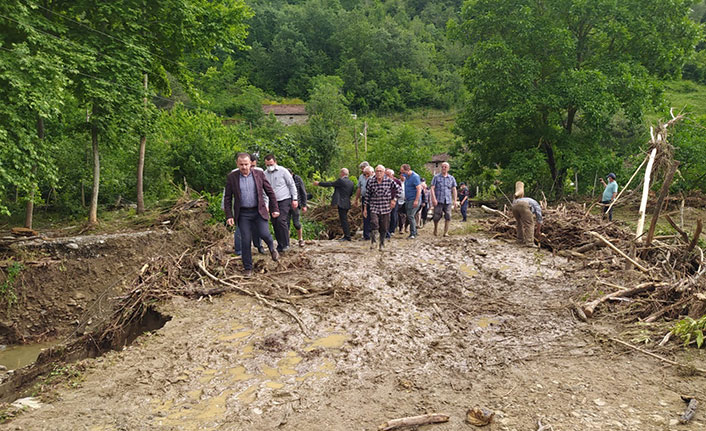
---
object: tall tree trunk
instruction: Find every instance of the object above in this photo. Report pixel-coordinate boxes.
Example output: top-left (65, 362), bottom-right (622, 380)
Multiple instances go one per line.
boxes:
top-left (24, 116), bottom-right (43, 229)
top-left (89, 111), bottom-right (100, 225)
top-left (136, 73), bottom-right (148, 215)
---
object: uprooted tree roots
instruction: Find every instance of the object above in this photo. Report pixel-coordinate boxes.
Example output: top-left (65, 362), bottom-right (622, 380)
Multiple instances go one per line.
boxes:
top-left (484, 202), bottom-right (706, 323)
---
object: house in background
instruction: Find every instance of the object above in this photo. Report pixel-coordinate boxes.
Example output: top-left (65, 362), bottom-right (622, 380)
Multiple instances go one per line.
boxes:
top-left (262, 104), bottom-right (308, 125)
top-left (425, 153), bottom-right (450, 175)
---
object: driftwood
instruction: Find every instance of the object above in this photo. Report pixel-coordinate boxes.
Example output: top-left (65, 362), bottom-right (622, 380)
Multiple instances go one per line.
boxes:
top-left (481, 205), bottom-right (509, 219)
top-left (664, 214), bottom-right (689, 243)
top-left (582, 282), bottom-right (657, 317)
top-left (378, 413), bottom-right (450, 431)
top-left (686, 219), bottom-right (703, 253)
top-left (680, 396), bottom-right (698, 424)
top-left (588, 231), bottom-right (649, 273)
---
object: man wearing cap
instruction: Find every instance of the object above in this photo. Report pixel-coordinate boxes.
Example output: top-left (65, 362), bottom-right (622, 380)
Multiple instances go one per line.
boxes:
top-left (511, 181), bottom-right (543, 247)
top-left (599, 173), bottom-right (618, 221)
top-left (458, 182), bottom-right (470, 222)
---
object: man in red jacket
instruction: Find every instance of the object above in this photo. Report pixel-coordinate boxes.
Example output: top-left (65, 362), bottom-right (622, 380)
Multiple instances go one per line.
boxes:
top-left (224, 153), bottom-right (280, 276)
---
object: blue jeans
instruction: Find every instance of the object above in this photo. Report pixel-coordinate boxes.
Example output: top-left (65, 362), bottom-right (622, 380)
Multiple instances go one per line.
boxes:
top-left (460, 200), bottom-right (469, 221)
top-left (238, 208), bottom-right (275, 270)
top-left (388, 205), bottom-right (398, 236)
top-left (405, 200), bottom-right (420, 236)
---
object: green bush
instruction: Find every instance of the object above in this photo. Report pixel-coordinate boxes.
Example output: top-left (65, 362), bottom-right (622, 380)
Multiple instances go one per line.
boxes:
top-left (673, 315), bottom-right (706, 348)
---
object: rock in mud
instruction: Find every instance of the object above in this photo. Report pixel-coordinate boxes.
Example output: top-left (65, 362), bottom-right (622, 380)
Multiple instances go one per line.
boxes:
top-left (466, 406), bottom-right (494, 426)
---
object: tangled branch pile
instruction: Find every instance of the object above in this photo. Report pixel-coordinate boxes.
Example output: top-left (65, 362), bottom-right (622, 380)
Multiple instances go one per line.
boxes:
top-left (307, 203), bottom-right (363, 239)
top-left (484, 203), bottom-right (706, 322)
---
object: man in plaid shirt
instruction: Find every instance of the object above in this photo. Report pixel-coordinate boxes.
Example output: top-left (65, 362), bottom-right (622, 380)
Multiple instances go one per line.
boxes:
top-left (364, 164), bottom-right (399, 250)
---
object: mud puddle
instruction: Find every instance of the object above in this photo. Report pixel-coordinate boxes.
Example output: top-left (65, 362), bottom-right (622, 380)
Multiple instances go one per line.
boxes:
top-left (0, 342), bottom-right (56, 371)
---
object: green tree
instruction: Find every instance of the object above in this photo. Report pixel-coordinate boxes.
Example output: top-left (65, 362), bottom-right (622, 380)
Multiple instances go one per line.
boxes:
top-left (305, 75), bottom-right (350, 172)
top-left (450, 0), bottom-right (700, 196)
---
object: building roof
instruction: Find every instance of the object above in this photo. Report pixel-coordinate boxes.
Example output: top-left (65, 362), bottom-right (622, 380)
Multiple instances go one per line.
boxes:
top-left (430, 153), bottom-right (450, 163)
top-left (262, 104), bottom-right (307, 115)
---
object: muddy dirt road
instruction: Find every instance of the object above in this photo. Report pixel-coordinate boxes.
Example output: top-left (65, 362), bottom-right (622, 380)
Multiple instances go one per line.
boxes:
top-left (5, 218), bottom-right (706, 430)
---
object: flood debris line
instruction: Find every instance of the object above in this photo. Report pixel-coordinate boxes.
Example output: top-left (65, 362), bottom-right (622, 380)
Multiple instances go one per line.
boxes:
top-left (484, 114), bottom-right (706, 326)
top-left (377, 413), bottom-right (450, 430)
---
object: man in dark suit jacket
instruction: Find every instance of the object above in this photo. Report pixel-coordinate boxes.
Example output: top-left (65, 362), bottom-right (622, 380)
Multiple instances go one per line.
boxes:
top-left (224, 153), bottom-right (280, 276)
top-left (314, 168), bottom-right (356, 241)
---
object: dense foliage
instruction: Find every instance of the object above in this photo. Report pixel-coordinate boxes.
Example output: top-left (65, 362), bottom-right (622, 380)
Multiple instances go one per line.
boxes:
top-left (2, 0), bottom-right (706, 228)
top-left (450, 0), bottom-right (701, 197)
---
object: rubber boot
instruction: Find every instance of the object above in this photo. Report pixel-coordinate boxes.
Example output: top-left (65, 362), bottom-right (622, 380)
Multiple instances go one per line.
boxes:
top-left (370, 231), bottom-right (376, 249)
top-left (379, 234), bottom-right (385, 250)
top-left (443, 220), bottom-right (450, 237)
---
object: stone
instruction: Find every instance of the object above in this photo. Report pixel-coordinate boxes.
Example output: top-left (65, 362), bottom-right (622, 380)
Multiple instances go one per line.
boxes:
top-left (11, 397), bottom-right (42, 410)
top-left (593, 399), bottom-right (606, 407)
top-left (66, 242), bottom-right (79, 250)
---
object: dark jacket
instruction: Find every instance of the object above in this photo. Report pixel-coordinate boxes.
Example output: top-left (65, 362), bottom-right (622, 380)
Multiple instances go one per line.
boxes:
top-left (293, 174), bottom-right (307, 208)
top-left (224, 169), bottom-right (279, 223)
top-left (319, 176), bottom-right (355, 210)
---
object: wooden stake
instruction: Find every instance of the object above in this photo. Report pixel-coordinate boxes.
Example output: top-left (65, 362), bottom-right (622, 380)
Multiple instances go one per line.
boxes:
top-left (378, 413), bottom-right (449, 431)
top-left (636, 148), bottom-right (657, 240)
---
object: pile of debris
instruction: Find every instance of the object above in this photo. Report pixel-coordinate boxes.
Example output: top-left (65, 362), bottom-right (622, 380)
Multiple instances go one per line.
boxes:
top-left (307, 203), bottom-right (363, 239)
top-left (484, 112), bottom-right (706, 325)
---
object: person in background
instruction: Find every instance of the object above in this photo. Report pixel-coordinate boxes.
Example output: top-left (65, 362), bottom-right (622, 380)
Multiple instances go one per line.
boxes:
top-left (397, 172), bottom-right (407, 234)
top-left (385, 168), bottom-right (402, 238)
top-left (458, 182), bottom-right (470, 222)
top-left (599, 172), bottom-right (618, 221)
top-left (511, 181), bottom-right (543, 248)
top-left (419, 180), bottom-right (431, 228)
top-left (314, 168), bottom-right (356, 241)
top-left (224, 153), bottom-right (280, 277)
top-left (430, 162), bottom-right (458, 237)
top-left (355, 163), bottom-right (373, 240)
top-left (400, 164), bottom-right (422, 239)
top-left (288, 168), bottom-right (308, 247)
top-left (264, 154), bottom-right (298, 253)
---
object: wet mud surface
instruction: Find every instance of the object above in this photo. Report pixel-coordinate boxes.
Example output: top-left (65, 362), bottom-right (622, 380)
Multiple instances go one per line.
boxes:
top-left (5, 219), bottom-right (706, 430)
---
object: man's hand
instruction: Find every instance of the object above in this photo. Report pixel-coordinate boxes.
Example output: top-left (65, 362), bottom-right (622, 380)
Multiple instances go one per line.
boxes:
top-left (390, 201), bottom-right (396, 209)
top-left (413, 199), bottom-right (419, 207)
top-left (313, 181), bottom-right (320, 186)
top-left (431, 198), bottom-right (438, 207)
top-left (362, 209), bottom-right (367, 218)
top-left (226, 218), bottom-right (234, 226)
top-left (272, 211), bottom-right (280, 218)
top-left (292, 200), bottom-right (298, 209)
top-left (302, 206), bottom-right (308, 213)
top-left (599, 178), bottom-right (606, 186)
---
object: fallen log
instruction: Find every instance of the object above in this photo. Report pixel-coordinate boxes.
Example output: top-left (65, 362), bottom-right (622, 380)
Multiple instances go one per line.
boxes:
top-left (582, 282), bottom-right (657, 317)
top-left (378, 413), bottom-right (449, 431)
top-left (588, 231), bottom-right (649, 273)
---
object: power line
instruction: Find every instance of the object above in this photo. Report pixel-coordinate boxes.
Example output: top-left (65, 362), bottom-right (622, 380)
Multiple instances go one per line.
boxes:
top-left (33, 3), bottom-right (202, 77)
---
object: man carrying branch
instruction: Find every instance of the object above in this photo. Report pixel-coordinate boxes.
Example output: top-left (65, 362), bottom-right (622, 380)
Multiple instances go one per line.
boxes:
top-left (600, 173), bottom-right (618, 221)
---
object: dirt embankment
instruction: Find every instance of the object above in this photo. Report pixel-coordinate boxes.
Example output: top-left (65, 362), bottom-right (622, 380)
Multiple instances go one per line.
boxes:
top-left (2, 208), bottom-right (706, 430)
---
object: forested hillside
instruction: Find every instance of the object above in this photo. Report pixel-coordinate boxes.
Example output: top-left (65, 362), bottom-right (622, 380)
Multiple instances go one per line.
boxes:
top-left (2, 0), bottom-right (706, 227)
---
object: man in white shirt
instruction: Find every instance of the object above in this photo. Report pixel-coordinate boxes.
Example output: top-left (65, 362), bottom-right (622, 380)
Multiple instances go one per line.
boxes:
top-left (263, 154), bottom-right (298, 252)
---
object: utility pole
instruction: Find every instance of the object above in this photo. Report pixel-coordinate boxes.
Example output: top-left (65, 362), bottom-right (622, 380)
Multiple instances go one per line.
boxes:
top-left (363, 121), bottom-right (368, 155)
top-left (136, 73), bottom-right (148, 215)
top-left (354, 122), bottom-right (359, 160)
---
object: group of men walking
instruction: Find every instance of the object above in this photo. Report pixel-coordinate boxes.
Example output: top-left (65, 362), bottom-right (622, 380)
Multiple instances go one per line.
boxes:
top-left (223, 152), bottom-right (307, 277)
top-left (223, 151), bottom-right (620, 273)
top-left (317, 161), bottom-right (462, 249)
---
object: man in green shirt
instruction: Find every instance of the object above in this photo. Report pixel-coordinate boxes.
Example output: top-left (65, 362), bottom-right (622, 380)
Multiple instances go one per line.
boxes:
top-left (599, 172), bottom-right (618, 221)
